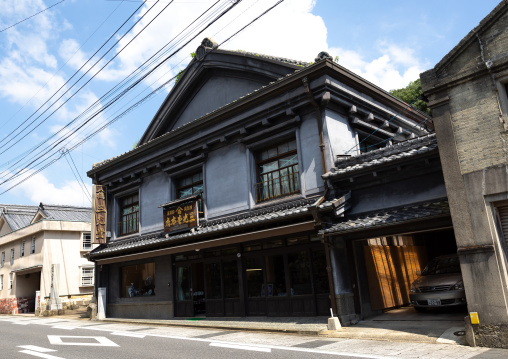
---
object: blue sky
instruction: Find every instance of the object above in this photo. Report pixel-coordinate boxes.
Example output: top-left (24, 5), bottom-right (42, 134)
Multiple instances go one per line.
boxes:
top-left (0, 0), bottom-right (501, 206)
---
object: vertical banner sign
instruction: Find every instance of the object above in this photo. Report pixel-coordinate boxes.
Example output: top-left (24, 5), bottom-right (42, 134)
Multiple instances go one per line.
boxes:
top-left (92, 185), bottom-right (107, 244)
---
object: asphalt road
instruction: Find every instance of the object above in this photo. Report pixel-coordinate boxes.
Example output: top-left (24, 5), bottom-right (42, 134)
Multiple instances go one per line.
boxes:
top-left (1, 316), bottom-right (507, 359)
top-left (0, 317), bottom-right (369, 359)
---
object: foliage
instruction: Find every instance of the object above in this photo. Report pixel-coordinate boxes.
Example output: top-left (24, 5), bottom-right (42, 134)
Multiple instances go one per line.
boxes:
top-left (190, 52), bottom-right (196, 58)
top-left (133, 141), bottom-right (138, 149)
top-left (389, 79), bottom-right (430, 115)
top-left (175, 69), bottom-right (184, 84)
top-left (334, 55), bottom-right (339, 63)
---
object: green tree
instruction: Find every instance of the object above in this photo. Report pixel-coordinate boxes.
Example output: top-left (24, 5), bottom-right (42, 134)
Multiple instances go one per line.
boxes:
top-left (389, 79), bottom-right (430, 115)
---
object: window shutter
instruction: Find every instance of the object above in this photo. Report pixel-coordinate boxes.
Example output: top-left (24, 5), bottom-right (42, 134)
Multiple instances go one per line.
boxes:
top-left (497, 204), bottom-right (508, 247)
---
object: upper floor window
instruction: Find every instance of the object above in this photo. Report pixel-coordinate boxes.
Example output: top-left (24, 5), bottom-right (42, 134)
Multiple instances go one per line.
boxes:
top-left (9, 273), bottom-right (12, 289)
top-left (20, 240), bottom-right (25, 257)
top-left (1, 252), bottom-right (4, 267)
top-left (0, 274), bottom-right (3, 290)
top-left (30, 237), bottom-right (36, 254)
top-left (81, 267), bottom-right (94, 287)
top-left (358, 132), bottom-right (384, 153)
top-left (10, 249), bottom-right (14, 265)
top-left (255, 139), bottom-right (300, 203)
top-left (118, 193), bottom-right (139, 236)
top-left (82, 232), bottom-right (92, 251)
top-left (176, 172), bottom-right (204, 217)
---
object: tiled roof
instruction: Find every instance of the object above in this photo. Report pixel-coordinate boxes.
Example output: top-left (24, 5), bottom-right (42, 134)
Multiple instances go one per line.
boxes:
top-left (0, 204), bottom-right (38, 231)
top-left (320, 198), bottom-right (449, 235)
top-left (38, 204), bottom-right (92, 222)
top-left (89, 197), bottom-right (315, 259)
top-left (323, 133), bottom-right (438, 179)
top-left (0, 203), bottom-right (91, 234)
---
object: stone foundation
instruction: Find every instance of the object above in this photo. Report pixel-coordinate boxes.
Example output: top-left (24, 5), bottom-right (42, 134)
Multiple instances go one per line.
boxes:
top-left (36, 294), bottom-right (92, 316)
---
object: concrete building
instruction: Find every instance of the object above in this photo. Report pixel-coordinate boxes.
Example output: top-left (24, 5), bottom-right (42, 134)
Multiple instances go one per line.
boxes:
top-left (420, 0), bottom-right (508, 348)
top-left (0, 203), bottom-right (94, 314)
top-left (86, 39), bottom-right (452, 322)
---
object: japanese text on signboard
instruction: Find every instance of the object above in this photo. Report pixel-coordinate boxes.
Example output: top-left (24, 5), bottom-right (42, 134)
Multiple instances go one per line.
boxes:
top-left (164, 202), bottom-right (198, 232)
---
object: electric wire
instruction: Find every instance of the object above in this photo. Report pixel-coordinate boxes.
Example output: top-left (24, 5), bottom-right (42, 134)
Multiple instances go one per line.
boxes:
top-left (62, 149), bottom-right (92, 203)
top-left (0, 0), bottom-right (126, 132)
top-left (0, 0), bottom-right (66, 33)
top-left (67, 149), bottom-right (92, 198)
top-left (344, 97), bottom-right (424, 155)
top-left (0, 0), bottom-right (222, 171)
top-left (0, 0), bottom-right (158, 153)
top-left (0, 0), bottom-right (284, 194)
top-left (0, 0), bottom-right (229, 180)
top-left (0, 0), bottom-right (241, 186)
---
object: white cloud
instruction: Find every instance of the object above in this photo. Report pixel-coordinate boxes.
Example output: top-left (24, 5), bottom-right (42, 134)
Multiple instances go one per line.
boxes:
top-left (9, 169), bottom-right (92, 207)
top-left (329, 43), bottom-right (428, 91)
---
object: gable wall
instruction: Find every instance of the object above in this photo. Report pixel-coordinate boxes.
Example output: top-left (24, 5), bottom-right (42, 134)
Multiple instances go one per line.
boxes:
top-left (171, 75), bottom-right (266, 131)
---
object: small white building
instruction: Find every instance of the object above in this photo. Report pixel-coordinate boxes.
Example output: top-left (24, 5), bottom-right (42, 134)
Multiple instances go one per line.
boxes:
top-left (0, 203), bottom-right (94, 314)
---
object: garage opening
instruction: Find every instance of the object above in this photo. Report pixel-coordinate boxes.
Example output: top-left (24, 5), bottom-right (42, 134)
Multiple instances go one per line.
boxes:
top-left (356, 228), bottom-right (457, 317)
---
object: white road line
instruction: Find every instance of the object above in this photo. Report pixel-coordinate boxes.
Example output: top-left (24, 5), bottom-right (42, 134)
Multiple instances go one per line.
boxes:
top-left (14, 321), bottom-right (34, 325)
top-left (210, 342), bottom-right (272, 353)
top-left (17, 346), bottom-right (56, 353)
top-left (48, 335), bottom-right (119, 347)
top-left (51, 325), bottom-right (76, 330)
top-left (111, 331), bottom-right (146, 338)
top-left (19, 350), bottom-right (66, 359)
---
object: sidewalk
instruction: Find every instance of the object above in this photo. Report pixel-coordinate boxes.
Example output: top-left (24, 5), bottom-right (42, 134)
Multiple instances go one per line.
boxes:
top-left (50, 307), bottom-right (469, 346)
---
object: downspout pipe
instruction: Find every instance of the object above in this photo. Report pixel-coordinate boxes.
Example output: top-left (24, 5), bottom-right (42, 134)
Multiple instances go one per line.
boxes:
top-left (302, 75), bottom-right (338, 317)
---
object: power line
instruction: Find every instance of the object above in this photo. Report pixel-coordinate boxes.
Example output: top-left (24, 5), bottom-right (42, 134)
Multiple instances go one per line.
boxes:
top-left (0, 0), bottom-right (156, 153)
top-left (344, 97), bottom-right (424, 155)
top-left (0, 0), bottom-right (66, 33)
top-left (62, 149), bottom-right (92, 203)
top-left (0, 0), bottom-right (238, 186)
top-left (0, 0), bottom-right (127, 132)
top-left (0, 0), bottom-right (284, 195)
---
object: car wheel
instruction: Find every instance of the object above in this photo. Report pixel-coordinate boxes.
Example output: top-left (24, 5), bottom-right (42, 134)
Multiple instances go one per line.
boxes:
top-left (414, 306), bottom-right (427, 313)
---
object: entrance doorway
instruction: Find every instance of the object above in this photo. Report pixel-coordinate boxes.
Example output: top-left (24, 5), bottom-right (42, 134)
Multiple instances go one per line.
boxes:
top-left (175, 262), bottom-right (204, 317)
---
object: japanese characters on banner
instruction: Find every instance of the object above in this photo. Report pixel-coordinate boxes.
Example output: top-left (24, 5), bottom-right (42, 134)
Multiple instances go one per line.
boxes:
top-left (92, 185), bottom-right (107, 244)
top-left (164, 201), bottom-right (198, 232)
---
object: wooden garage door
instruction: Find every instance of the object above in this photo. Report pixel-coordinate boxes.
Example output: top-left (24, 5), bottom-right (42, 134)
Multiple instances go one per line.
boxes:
top-left (363, 236), bottom-right (427, 311)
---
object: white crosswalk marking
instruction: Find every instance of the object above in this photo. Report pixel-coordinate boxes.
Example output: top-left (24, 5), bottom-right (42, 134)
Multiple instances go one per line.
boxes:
top-left (19, 350), bottom-right (65, 359)
top-left (17, 345), bottom-right (56, 352)
top-left (48, 335), bottom-right (119, 347)
top-left (111, 331), bottom-right (146, 338)
top-left (210, 342), bottom-right (272, 352)
top-left (51, 325), bottom-right (76, 330)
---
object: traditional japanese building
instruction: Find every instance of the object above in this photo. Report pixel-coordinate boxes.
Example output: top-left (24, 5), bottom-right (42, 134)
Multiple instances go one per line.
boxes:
top-left (87, 39), bottom-right (448, 322)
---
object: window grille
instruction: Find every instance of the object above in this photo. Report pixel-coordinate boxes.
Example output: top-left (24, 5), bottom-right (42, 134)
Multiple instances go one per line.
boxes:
top-left (30, 237), bottom-right (36, 254)
top-left (0, 275), bottom-right (3, 290)
top-left (82, 232), bottom-right (92, 251)
top-left (176, 172), bottom-right (204, 217)
top-left (81, 267), bottom-right (94, 286)
top-left (10, 249), bottom-right (14, 265)
top-left (117, 193), bottom-right (139, 236)
top-left (1, 252), bottom-right (4, 268)
top-left (20, 240), bottom-right (25, 257)
top-left (255, 139), bottom-right (300, 203)
top-left (9, 273), bottom-right (12, 289)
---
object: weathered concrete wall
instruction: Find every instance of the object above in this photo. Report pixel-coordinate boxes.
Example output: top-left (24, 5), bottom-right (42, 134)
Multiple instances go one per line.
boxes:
top-left (420, 2), bottom-right (508, 348)
top-left (172, 75), bottom-right (265, 130)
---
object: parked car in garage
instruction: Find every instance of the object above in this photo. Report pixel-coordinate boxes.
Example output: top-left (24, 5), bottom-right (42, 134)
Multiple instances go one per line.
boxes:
top-left (410, 254), bottom-right (467, 312)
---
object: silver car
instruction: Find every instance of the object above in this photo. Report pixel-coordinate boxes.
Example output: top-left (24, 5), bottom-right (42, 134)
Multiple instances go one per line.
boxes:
top-left (409, 254), bottom-right (466, 312)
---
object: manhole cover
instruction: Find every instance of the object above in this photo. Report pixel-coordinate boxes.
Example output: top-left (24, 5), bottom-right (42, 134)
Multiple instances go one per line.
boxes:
top-left (454, 331), bottom-right (466, 336)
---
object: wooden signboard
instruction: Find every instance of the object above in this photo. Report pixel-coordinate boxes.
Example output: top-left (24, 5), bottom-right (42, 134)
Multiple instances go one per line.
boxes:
top-left (92, 185), bottom-right (107, 244)
top-left (164, 201), bottom-right (198, 232)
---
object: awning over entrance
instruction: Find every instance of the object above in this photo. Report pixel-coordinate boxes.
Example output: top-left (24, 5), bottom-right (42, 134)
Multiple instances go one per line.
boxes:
top-left (11, 265), bottom-right (43, 274)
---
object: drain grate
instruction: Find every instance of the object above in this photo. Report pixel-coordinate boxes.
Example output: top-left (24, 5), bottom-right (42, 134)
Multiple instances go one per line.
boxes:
top-left (454, 331), bottom-right (466, 336)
